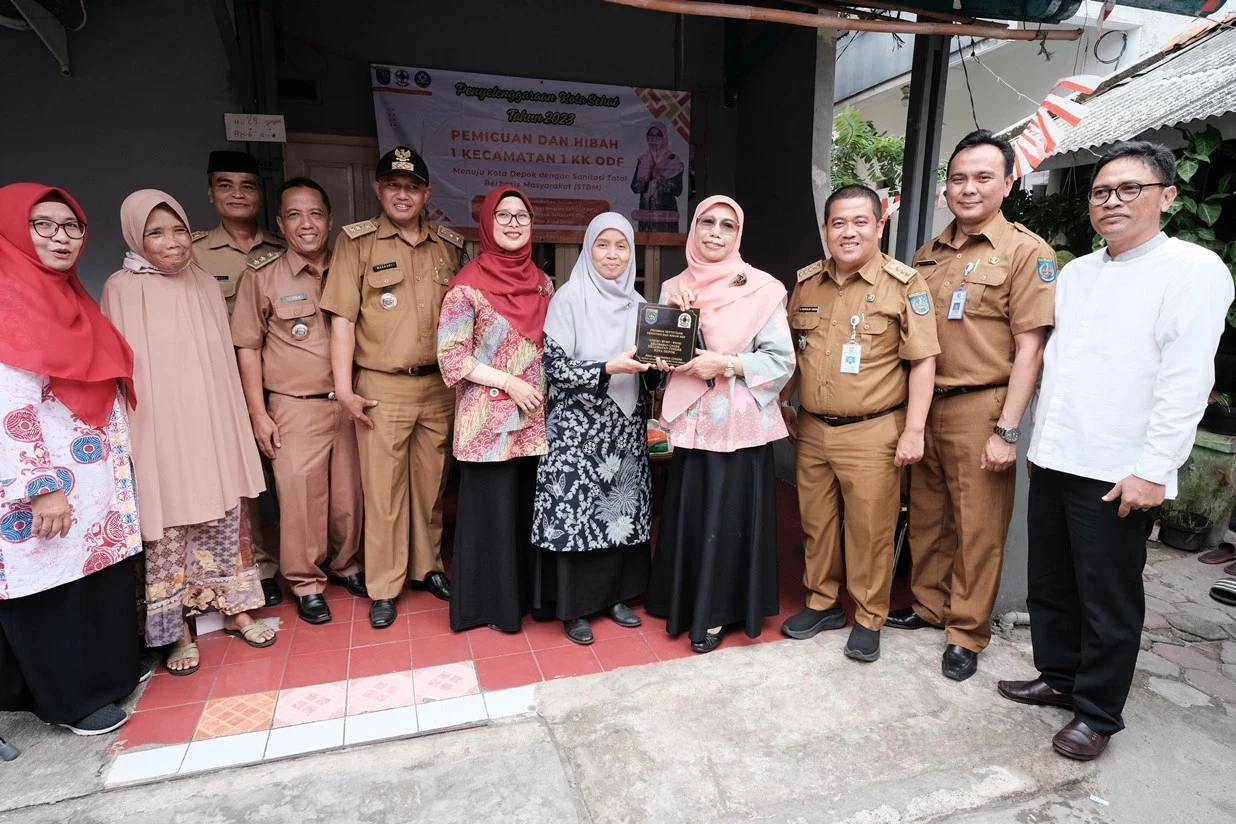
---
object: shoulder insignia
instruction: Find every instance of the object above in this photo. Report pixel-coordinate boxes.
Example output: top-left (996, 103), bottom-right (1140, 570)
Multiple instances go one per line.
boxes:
top-left (341, 220), bottom-right (378, 240)
top-left (883, 259), bottom-right (917, 284)
top-left (1037, 257), bottom-right (1057, 283)
top-left (436, 225), bottom-right (465, 248)
top-left (191, 230), bottom-right (209, 242)
top-left (248, 249), bottom-right (283, 270)
top-left (796, 260), bottom-right (823, 283)
top-left (907, 291), bottom-right (931, 315)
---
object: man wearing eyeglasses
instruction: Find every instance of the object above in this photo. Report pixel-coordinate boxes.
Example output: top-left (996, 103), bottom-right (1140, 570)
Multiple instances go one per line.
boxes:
top-left (999, 141), bottom-right (1232, 761)
top-left (888, 130), bottom-right (1056, 684)
top-left (319, 146), bottom-right (466, 628)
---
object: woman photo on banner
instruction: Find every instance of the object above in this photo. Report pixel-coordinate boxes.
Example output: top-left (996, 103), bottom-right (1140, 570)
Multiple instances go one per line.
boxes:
top-left (630, 122), bottom-right (685, 233)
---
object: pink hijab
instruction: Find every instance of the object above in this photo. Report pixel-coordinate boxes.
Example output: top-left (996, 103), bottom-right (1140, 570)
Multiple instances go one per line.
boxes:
top-left (100, 190), bottom-right (264, 540)
top-left (660, 196), bottom-right (786, 422)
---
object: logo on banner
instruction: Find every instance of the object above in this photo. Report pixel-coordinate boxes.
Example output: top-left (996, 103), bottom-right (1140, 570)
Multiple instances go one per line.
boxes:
top-left (374, 67), bottom-right (391, 86)
top-left (394, 69), bottom-right (410, 87)
top-left (415, 71), bottom-right (431, 88)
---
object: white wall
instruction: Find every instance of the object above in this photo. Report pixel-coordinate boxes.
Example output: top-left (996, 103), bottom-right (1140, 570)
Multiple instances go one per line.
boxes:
top-left (0, 1), bottom-right (238, 294)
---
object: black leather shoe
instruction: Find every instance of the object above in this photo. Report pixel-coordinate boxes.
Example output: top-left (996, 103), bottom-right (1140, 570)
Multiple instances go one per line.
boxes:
top-left (411, 572), bottom-right (451, 602)
top-left (691, 629), bottom-right (724, 654)
top-left (325, 570), bottom-right (367, 598)
top-left (781, 605), bottom-right (846, 640)
top-left (564, 618), bottom-right (594, 645)
top-left (885, 606), bottom-right (941, 630)
top-left (942, 644), bottom-right (978, 681)
top-left (260, 577), bottom-right (283, 607)
top-left (296, 594), bottom-right (332, 625)
top-left (843, 624), bottom-right (880, 662)
top-left (607, 603), bottom-right (642, 627)
top-left (1052, 718), bottom-right (1110, 761)
top-left (997, 678), bottom-right (1075, 709)
top-left (369, 598), bottom-right (397, 628)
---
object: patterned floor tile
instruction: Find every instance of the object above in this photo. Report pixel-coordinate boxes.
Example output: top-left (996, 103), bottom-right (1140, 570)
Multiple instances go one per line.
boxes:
top-left (194, 691), bottom-right (278, 740)
top-left (346, 671), bottom-right (416, 715)
top-left (412, 661), bottom-right (479, 704)
top-left (273, 680), bottom-right (347, 728)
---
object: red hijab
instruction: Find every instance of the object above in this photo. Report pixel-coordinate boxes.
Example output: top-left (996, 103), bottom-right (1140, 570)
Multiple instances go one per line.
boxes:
top-left (449, 186), bottom-right (551, 343)
top-left (0, 183), bottom-right (136, 427)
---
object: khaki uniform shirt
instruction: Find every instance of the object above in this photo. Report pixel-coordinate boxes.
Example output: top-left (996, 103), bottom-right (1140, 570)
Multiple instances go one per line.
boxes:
top-left (192, 223), bottom-right (285, 314)
top-left (912, 214), bottom-right (1056, 391)
top-left (230, 248), bottom-right (334, 398)
top-left (318, 215), bottom-right (463, 372)
top-left (789, 252), bottom-right (940, 417)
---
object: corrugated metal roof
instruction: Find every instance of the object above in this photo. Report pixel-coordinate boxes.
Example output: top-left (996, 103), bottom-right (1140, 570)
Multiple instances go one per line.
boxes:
top-left (1049, 21), bottom-right (1236, 155)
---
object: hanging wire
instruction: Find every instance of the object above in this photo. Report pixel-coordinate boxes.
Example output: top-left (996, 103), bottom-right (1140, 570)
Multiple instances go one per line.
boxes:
top-left (959, 37), bottom-right (980, 130)
top-left (1092, 28), bottom-right (1128, 65)
top-left (969, 46), bottom-right (1041, 108)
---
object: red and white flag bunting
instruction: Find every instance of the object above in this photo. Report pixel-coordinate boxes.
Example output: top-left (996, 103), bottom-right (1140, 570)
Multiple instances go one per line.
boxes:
top-left (1010, 73), bottom-right (1101, 180)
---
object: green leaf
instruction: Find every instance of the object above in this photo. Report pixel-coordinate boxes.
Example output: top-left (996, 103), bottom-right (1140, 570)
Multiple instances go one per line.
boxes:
top-left (1175, 195), bottom-right (1197, 214)
top-left (1177, 158), bottom-right (1200, 183)
top-left (1195, 127), bottom-right (1223, 158)
top-left (1198, 201), bottom-right (1222, 226)
top-left (1204, 192), bottom-right (1230, 203)
top-left (1225, 299), bottom-right (1236, 330)
top-left (1197, 227), bottom-right (1217, 242)
top-left (1218, 173), bottom-right (1234, 194)
top-left (1178, 230), bottom-right (1200, 243)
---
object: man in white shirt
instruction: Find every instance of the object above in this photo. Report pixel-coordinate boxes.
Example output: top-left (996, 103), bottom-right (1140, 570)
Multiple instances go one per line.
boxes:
top-left (998, 142), bottom-right (1233, 761)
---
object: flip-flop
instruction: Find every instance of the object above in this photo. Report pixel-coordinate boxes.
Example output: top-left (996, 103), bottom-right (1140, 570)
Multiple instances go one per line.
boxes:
top-left (1198, 542), bottom-right (1236, 564)
top-left (1210, 578), bottom-right (1236, 607)
top-left (224, 620), bottom-right (277, 648)
top-left (165, 642), bottom-right (200, 676)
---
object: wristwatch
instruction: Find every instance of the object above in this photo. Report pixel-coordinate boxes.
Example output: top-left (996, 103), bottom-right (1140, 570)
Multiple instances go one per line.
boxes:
top-left (723, 355), bottom-right (736, 378)
top-left (993, 425), bottom-right (1020, 444)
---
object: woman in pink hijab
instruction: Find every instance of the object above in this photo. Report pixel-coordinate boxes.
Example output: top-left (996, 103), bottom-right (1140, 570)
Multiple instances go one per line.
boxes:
top-left (101, 190), bottom-right (275, 676)
top-left (645, 196), bottom-right (795, 654)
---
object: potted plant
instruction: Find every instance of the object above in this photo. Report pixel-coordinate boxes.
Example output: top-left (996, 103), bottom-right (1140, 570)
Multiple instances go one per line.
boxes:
top-left (1203, 393), bottom-right (1236, 435)
top-left (1160, 454), bottom-right (1233, 551)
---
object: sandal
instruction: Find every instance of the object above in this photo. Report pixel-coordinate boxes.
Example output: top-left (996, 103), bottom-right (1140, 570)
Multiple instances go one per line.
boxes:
top-left (224, 620), bottom-right (277, 648)
top-left (1224, 560), bottom-right (1236, 576)
top-left (1210, 578), bottom-right (1236, 607)
top-left (1198, 542), bottom-right (1236, 565)
top-left (165, 642), bottom-right (200, 677)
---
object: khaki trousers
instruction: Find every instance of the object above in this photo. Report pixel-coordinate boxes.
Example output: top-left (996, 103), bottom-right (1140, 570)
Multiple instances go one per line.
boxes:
top-left (908, 387), bottom-right (1015, 652)
top-left (267, 394), bottom-right (363, 597)
top-left (796, 409), bottom-right (904, 631)
top-left (354, 369), bottom-right (454, 600)
top-left (247, 497), bottom-right (276, 579)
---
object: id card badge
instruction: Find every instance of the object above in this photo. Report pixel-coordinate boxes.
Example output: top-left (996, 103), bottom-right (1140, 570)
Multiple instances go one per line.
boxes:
top-left (840, 342), bottom-right (862, 374)
top-left (947, 287), bottom-right (967, 320)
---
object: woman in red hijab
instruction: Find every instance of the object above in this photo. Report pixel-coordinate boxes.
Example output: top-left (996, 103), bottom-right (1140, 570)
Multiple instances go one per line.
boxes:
top-left (437, 186), bottom-right (553, 633)
top-left (0, 183), bottom-right (144, 736)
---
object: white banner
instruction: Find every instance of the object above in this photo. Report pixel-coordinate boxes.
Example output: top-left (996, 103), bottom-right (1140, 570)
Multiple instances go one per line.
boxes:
top-left (371, 64), bottom-right (691, 242)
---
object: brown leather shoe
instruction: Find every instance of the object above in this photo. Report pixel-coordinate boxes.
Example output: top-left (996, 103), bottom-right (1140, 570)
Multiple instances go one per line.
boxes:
top-left (1052, 718), bottom-right (1110, 761)
top-left (997, 678), bottom-right (1075, 709)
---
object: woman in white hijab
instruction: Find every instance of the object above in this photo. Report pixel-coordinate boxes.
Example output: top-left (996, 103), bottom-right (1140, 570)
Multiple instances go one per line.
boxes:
top-left (531, 213), bottom-right (664, 645)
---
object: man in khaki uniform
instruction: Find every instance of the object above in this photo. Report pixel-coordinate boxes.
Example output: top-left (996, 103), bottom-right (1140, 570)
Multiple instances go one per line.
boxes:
top-left (194, 150), bottom-right (285, 605)
top-left (886, 130), bottom-right (1056, 682)
top-left (320, 147), bottom-right (464, 629)
top-left (779, 185), bottom-right (940, 663)
top-left (231, 177), bottom-right (365, 626)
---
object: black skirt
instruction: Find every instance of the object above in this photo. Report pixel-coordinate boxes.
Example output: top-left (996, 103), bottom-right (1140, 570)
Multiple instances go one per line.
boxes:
top-left (645, 444), bottom-right (779, 643)
top-left (0, 556), bottom-right (139, 725)
top-left (533, 543), bottom-right (650, 621)
top-left (450, 457), bottom-right (539, 632)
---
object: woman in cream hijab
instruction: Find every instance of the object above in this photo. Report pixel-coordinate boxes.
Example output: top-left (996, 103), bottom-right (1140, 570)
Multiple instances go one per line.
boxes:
top-left (101, 189), bottom-right (275, 675)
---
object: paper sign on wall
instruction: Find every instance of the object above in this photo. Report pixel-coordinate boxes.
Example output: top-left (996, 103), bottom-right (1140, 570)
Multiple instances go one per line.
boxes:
top-left (224, 113), bottom-right (287, 143)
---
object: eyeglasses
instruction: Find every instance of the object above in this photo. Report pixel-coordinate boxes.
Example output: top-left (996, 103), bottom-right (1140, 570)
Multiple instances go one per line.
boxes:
top-left (1087, 182), bottom-right (1167, 206)
top-left (494, 210), bottom-right (532, 227)
top-left (29, 219), bottom-right (87, 239)
top-left (697, 216), bottom-right (738, 235)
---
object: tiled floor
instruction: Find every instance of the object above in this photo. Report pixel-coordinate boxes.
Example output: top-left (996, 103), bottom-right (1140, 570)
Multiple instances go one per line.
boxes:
top-left (109, 481), bottom-right (909, 786)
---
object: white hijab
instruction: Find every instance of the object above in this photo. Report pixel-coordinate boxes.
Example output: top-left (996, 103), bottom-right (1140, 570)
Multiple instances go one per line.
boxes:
top-left (543, 212), bottom-right (644, 417)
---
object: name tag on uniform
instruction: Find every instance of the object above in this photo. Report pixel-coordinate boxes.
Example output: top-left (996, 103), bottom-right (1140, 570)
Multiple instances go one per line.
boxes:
top-left (372, 262), bottom-right (397, 272)
top-left (797, 306), bottom-right (819, 313)
top-left (947, 287), bottom-right (967, 320)
top-left (840, 342), bottom-right (861, 374)
top-left (214, 275), bottom-right (228, 282)
top-left (280, 293), bottom-right (308, 303)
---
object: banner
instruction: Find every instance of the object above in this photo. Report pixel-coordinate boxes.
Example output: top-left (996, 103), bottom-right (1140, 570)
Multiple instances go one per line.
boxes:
top-left (371, 64), bottom-right (691, 243)
top-left (1011, 74), bottom-right (1102, 179)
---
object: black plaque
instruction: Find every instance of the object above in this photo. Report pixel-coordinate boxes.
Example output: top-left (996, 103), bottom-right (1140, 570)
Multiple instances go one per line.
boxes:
top-left (635, 303), bottom-right (699, 366)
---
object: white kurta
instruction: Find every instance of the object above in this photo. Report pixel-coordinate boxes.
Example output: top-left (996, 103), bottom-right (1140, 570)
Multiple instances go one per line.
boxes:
top-left (0, 364), bottom-right (142, 599)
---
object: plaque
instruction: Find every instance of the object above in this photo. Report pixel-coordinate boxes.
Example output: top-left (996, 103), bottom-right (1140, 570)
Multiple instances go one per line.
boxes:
top-left (635, 304), bottom-right (700, 366)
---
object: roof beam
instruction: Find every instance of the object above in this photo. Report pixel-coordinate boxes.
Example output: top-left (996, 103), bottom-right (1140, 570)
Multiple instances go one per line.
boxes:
top-left (605, 0), bottom-right (1083, 40)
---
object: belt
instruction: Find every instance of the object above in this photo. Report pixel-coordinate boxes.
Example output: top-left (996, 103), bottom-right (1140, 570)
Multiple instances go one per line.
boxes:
top-left (270, 391), bottom-right (336, 401)
top-left (933, 383), bottom-right (1007, 399)
top-left (810, 403), bottom-right (905, 427)
top-left (399, 363), bottom-right (441, 377)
